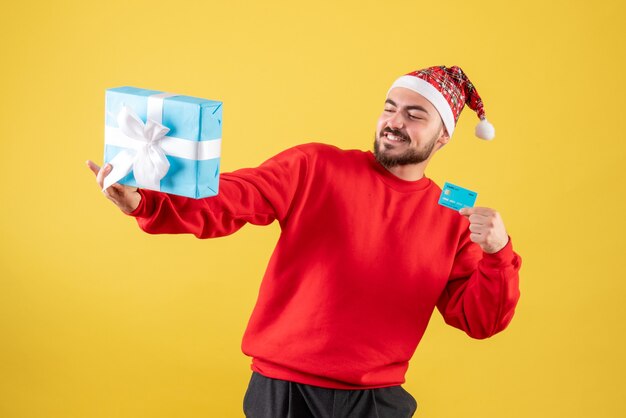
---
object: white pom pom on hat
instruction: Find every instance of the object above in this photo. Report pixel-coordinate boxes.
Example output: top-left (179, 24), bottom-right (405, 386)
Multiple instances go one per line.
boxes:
top-left (475, 118), bottom-right (495, 140)
top-left (388, 66), bottom-right (495, 141)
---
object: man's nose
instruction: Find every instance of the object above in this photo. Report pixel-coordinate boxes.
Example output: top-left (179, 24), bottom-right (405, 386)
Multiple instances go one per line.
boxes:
top-left (387, 111), bottom-right (404, 130)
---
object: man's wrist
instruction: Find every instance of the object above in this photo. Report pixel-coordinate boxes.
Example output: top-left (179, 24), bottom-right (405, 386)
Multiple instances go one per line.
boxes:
top-left (124, 191), bottom-right (143, 216)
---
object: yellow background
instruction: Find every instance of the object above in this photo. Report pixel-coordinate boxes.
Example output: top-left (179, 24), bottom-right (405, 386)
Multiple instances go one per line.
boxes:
top-left (1, 0), bottom-right (624, 416)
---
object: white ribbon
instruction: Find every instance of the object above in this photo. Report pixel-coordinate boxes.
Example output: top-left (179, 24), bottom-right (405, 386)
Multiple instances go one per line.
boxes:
top-left (103, 93), bottom-right (221, 192)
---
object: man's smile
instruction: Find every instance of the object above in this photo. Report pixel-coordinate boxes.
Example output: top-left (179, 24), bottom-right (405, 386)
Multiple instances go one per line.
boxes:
top-left (381, 129), bottom-right (410, 145)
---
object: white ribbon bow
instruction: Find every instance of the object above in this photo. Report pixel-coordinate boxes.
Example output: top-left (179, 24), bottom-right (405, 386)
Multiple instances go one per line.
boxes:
top-left (103, 106), bottom-right (171, 192)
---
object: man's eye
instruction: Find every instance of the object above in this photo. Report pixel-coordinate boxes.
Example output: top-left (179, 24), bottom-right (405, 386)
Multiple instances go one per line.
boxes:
top-left (409, 115), bottom-right (423, 120)
top-left (384, 108), bottom-right (394, 112)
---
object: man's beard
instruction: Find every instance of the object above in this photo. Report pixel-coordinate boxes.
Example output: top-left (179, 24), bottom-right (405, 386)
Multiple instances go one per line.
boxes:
top-left (373, 128), bottom-right (438, 169)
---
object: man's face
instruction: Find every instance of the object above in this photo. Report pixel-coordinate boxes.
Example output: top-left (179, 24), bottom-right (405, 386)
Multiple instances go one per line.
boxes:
top-left (374, 87), bottom-right (449, 169)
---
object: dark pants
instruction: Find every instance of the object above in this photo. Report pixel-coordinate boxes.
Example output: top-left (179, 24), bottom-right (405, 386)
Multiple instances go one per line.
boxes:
top-left (243, 372), bottom-right (418, 418)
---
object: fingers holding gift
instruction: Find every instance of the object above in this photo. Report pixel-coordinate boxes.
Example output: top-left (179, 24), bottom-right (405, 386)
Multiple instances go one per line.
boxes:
top-left (105, 182), bottom-right (141, 213)
top-left (86, 159), bottom-right (113, 191)
top-left (86, 160), bottom-right (100, 176)
top-left (104, 183), bottom-right (123, 201)
top-left (89, 162), bottom-right (112, 190)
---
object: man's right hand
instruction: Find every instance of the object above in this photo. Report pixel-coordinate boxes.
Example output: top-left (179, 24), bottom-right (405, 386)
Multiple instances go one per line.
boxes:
top-left (86, 160), bottom-right (142, 214)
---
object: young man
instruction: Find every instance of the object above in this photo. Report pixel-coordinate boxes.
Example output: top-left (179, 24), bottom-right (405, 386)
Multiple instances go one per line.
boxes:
top-left (87, 65), bottom-right (522, 418)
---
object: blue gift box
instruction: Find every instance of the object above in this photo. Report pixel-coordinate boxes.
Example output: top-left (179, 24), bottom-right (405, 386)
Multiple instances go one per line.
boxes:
top-left (103, 86), bottom-right (222, 199)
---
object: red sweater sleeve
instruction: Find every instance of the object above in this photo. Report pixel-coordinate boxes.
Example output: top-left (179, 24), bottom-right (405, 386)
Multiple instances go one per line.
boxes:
top-left (436, 232), bottom-right (522, 339)
top-left (127, 146), bottom-right (309, 238)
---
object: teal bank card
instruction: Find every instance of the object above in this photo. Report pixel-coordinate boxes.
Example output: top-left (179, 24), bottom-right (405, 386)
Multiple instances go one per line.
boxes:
top-left (438, 182), bottom-right (478, 211)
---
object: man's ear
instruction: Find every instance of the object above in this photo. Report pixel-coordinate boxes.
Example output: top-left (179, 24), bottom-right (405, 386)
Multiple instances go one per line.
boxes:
top-left (436, 126), bottom-right (450, 148)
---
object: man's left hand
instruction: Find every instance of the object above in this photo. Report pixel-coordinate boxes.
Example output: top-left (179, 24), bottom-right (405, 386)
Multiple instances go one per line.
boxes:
top-left (458, 207), bottom-right (509, 254)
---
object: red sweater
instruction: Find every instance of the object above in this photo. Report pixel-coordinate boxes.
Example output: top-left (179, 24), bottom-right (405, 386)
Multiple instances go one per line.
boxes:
top-left (129, 143), bottom-right (522, 389)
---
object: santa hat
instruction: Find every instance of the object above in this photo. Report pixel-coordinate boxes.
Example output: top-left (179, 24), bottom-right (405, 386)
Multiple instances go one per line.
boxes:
top-left (387, 66), bottom-right (495, 140)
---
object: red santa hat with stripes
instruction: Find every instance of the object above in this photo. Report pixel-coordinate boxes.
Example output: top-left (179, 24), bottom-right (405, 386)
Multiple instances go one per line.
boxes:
top-left (387, 65), bottom-right (495, 140)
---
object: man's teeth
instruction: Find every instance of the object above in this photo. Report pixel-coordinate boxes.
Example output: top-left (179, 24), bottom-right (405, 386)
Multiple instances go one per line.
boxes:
top-left (386, 133), bottom-right (405, 142)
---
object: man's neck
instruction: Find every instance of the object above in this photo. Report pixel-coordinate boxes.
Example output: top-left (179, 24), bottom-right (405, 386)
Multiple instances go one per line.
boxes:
top-left (386, 163), bottom-right (426, 181)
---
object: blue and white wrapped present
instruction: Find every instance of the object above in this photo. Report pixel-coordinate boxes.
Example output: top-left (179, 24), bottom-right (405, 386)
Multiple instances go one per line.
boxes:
top-left (103, 86), bottom-right (222, 199)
